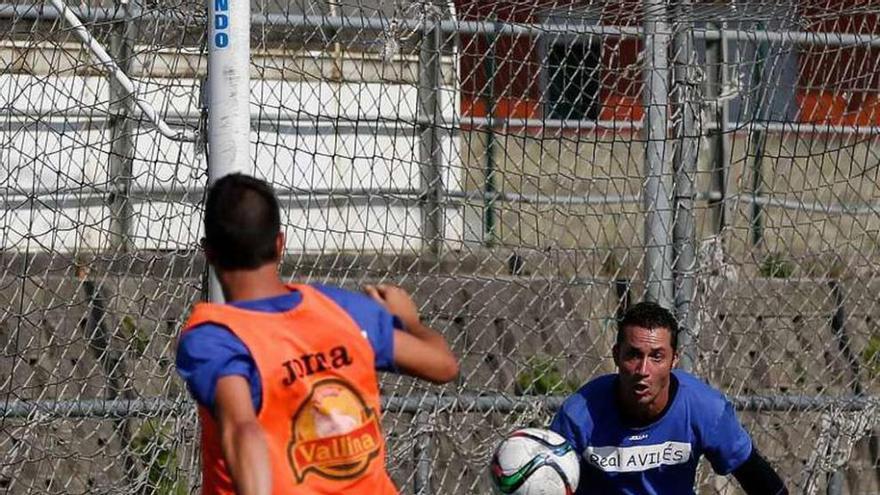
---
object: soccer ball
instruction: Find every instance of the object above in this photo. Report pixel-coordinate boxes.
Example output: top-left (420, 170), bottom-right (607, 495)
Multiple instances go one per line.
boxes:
top-left (489, 428), bottom-right (580, 495)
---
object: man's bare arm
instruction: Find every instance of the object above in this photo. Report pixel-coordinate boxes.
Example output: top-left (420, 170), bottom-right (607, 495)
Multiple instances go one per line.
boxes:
top-left (215, 375), bottom-right (272, 495)
top-left (364, 284), bottom-right (459, 384)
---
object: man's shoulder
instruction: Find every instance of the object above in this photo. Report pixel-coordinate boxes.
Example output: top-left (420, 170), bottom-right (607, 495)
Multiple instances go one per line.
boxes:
top-left (176, 321), bottom-right (251, 373)
top-left (580, 373), bottom-right (618, 395)
top-left (312, 284), bottom-right (377, 309)
top-left (554, 374), bottom-right (617, 435)
top-left (674, 370), bottom-right (726, 397)
top-left (179, 321), bottom-right (240, 348)
top-left (561, 374), bottom-right (617, 411)
top-left (673, 370), bottom-right (732, 417)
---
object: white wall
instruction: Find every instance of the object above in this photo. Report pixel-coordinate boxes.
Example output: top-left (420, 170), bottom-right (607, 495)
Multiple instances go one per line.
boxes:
top-left (0, 71), bottom-right (462, 253)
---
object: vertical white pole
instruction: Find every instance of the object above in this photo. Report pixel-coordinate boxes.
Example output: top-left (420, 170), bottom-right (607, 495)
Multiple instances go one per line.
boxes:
top-left (643, 0), bottom-right (674, 309)
top-left (672, 0), bottom-right (698, 371)
top-left (206, 0), bottom-right (250, 302)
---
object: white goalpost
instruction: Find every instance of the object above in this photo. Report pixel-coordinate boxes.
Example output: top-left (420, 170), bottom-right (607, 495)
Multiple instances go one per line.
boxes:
top-left (206, 0), bottom-right (251, 302)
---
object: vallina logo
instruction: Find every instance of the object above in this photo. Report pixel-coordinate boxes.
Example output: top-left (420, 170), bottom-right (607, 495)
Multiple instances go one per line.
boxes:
top-left (288, 378), bottom-right (382, 482)
top-left (213, 0), bottom-right (230, 48)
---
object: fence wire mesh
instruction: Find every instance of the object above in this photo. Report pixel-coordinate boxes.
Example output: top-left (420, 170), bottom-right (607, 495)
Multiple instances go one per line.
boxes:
top-left (2, 0), bottom-right (880, 493)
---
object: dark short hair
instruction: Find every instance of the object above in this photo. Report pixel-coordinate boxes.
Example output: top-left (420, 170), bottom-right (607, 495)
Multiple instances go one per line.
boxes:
top-left (203, 173), bottom-right (281, 270)
top-left (617, 301), bottom-right (679, 351)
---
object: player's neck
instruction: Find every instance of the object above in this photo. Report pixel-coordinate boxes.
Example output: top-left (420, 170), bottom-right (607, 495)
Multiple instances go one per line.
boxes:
top-left (217, 263), bottom-right (290, 303)
top-left (618, 384), bottom-right (672, 427)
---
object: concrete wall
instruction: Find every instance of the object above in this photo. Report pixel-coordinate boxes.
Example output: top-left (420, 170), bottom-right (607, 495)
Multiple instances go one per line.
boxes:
top-left (1, 266), bottom-right (878, 493)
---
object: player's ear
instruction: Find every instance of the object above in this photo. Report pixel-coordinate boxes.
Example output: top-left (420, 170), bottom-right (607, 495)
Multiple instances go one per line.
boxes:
top-left (672, 350), bottom-right (680, 368)
top-left (274, 231), bottom-right (285, 259)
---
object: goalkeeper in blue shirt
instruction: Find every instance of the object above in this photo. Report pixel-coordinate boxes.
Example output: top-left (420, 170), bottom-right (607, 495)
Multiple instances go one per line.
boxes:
top-left (550, 301), bottom-right (787, 495)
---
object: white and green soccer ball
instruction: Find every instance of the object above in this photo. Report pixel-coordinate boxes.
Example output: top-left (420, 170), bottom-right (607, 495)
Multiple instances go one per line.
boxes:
top-left (490, 428), bottom-right (580, 495)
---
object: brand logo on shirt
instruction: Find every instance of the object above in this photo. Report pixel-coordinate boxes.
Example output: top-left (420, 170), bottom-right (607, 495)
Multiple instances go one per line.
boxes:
top-left (585, 441), bottom-right (692, 473)
top-left (281, 346), bottom-right (353, 386)
top-left (288, 378), bottom-right (382, 482)
top-left (627, 434), bottom-right (649, 441)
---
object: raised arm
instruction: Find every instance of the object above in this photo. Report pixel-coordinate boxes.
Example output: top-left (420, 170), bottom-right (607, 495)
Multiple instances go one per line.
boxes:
top-left (215, 375), bottom-right (272, 495)
top-left (364, 284), bottom-right (459, 384)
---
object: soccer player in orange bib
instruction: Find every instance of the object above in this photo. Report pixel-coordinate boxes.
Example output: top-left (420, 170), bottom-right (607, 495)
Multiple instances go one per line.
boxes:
top-left (176, 173), bottom-right (459, 495)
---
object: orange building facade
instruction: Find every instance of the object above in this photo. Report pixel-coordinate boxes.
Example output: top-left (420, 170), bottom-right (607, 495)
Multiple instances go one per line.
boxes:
top-left (454, 0), bottom-right (880, 127)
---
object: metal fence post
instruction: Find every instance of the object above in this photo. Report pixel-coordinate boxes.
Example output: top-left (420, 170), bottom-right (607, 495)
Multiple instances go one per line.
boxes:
top-left (106, 4), bottom-right (137, 481)
top-left (80, 277), bottom-right (137, 484)
top-left (643, 0), bottom-right (674, 308)
top-left (826, 470), bottom-right (844, 495)
top-left (414, 410), bottom-right (433, 495)
top-left (747, 24), bottom-right (769, 248)
top-left (482, 15), bottom-right (498, 247)
top-left (419, 18), bottom-right (444, 256)
top-left (671, 0), bottom-right (699, 371)
top-left (108, 0), bottom-right (137, 253)
top-left (705, 21), bottom-right (731, 236)
top-left (826, 280), bottom-right (866, 494)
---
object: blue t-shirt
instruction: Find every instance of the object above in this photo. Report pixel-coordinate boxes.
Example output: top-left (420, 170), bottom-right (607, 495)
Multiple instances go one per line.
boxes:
top-left (550, 370), bottom-right (752, 495)
top-left (176, 284), bottom-right (399, 414)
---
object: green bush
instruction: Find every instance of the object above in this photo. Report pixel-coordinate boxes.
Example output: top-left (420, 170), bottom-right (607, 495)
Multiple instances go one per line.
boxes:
top-left (515, 356), bottom-right (578, 396)
top-left (121, 316), bottom-right (150, 357)
top-left (863, 335), bottom-right (880, 381)
top-left (131, 421), bottom-right (189, 495)
top-left (759, 253), bottom-right (795, 279)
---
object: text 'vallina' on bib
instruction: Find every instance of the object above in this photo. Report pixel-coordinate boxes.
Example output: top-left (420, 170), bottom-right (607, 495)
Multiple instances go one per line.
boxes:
top-left (288, 377), bottom-right (383, 482)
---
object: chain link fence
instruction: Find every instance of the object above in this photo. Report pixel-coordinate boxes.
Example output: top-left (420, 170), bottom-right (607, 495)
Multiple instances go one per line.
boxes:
top-left (2, 0), bottom-right (880, 493)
